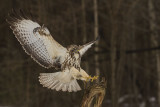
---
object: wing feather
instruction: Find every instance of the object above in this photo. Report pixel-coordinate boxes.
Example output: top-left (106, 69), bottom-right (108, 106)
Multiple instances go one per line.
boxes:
top-left (7, 11), bottom-right (67, 68)
top-left (79, 36), bottom-right (99, 56)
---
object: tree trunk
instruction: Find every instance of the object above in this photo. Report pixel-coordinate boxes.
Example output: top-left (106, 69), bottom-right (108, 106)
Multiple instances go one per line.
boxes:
top-left (110, 19), bottom-right (118, 107)
top-left (81, 0), bottom-right (89, 72)
top-left (93, 0), bottom-right (100, 81)
top-left (26, 68), bottom-right (30, 107)
top-left (148, 0), bottom-right (160, 106)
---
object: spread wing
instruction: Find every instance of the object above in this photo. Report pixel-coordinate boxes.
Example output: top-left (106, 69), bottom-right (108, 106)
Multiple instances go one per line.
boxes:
top-left (79, 36), bottom-right (99, 56)
top-left (6, 11), bottom-right (67, 68)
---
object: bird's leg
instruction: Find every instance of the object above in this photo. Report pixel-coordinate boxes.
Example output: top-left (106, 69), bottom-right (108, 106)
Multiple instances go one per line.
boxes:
top-left (85, 76), bottom-right (90, 82)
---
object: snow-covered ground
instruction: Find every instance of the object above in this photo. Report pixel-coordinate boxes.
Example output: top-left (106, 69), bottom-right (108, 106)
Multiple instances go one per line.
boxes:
top-left (103, 95), bottom-right (159, 107)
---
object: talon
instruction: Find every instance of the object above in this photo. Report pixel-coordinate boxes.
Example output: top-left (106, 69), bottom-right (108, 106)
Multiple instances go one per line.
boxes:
top-left (91, 76), bottom-right (99, 82)
top-left (85, 75), bottom-right (99, 82)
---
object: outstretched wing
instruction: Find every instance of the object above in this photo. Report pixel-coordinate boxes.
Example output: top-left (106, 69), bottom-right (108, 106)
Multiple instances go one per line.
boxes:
top-left (6, 11), bottom-right (67, 68)
top-left (79, 36), bottom-right (99, 56)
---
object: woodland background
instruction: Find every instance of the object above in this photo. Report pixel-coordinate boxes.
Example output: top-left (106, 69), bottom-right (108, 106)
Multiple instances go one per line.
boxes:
top-left (0, 0), bottom-right (160, 107)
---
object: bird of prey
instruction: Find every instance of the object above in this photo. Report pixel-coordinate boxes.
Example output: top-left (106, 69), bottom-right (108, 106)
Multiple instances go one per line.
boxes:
top-left (6, 10), bottom-right (99, 92)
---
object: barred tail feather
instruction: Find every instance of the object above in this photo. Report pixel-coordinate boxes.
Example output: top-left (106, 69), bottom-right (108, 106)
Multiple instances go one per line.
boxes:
top-left (39, 71), bottom-right (81, 92)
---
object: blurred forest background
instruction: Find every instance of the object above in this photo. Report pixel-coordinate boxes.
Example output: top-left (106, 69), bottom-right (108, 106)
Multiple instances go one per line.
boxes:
top-left (0, 0), bottom-right (160, 107)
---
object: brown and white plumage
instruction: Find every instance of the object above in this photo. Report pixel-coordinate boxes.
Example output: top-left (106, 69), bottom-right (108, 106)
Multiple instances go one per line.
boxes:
top-left (7, 10), bottom-right (99, 92)
top-left (7, 11), bottom-right (67, 68)
top-left (39, 67), bottom-right (89, 92)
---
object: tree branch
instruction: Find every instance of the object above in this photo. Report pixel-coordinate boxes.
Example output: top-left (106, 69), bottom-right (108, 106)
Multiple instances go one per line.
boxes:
top-left (81, 77), bottom-right (107, 107)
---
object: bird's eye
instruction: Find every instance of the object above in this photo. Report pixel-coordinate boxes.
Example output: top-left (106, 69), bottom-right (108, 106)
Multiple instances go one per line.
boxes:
top-left (72, 48), bottom-right (77, 52)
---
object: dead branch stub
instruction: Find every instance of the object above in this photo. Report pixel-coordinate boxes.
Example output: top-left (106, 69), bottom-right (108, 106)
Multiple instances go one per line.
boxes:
top-left (81, 77), bottom-right (107, 107)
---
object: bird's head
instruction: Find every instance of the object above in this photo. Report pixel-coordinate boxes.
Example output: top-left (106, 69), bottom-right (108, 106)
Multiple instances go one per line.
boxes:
top-left (67, 45), bottom-right (80, 55)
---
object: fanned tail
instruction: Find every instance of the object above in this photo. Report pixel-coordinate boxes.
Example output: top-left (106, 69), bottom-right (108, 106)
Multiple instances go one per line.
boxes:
top-left (39, 71), bottom-right (81, 92)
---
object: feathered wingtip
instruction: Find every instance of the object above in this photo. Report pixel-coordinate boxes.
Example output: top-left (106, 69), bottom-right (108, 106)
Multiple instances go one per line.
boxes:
top-left (78, 36), bottom-right (100, 56)
top-left (6, 9), bottom-right (35, 25)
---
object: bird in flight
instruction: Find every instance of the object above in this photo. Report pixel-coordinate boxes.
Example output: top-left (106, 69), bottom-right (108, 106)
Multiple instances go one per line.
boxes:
top-left (6, 10), bottom-right (99, 92)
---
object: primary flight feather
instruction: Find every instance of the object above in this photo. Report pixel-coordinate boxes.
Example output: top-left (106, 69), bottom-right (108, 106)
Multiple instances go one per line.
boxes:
top-left (7, 10), bottom-right (99, 92)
